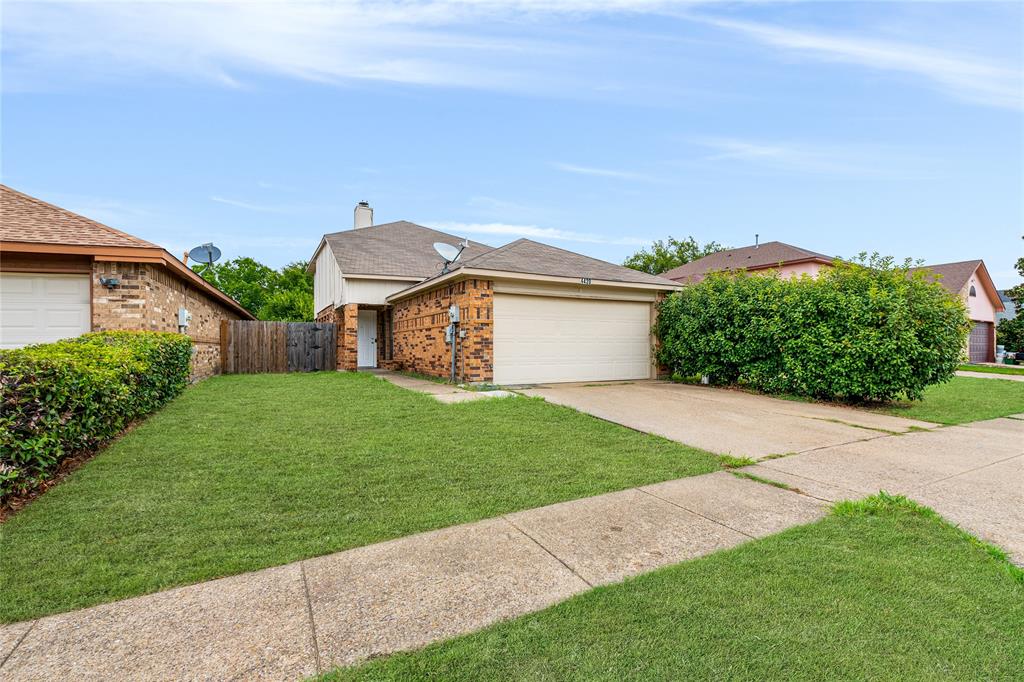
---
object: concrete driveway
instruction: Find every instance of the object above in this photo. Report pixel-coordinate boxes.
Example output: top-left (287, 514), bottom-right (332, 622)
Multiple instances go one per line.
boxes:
top-left (519, 380), bottom-right (937, 459)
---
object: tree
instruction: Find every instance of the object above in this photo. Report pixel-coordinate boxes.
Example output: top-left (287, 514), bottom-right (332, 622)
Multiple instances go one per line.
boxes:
top-left (193, 258), bottom-right (313, 321)
top-left (996, 255), bottom-right (1024, 352)
top-left (623, 236), bottom-right (725, 275)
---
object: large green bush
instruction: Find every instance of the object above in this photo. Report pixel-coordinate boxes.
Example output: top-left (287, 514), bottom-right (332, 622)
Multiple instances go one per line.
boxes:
top-left (0, 331), bottom-right (192, 499)
top-left (655, 257), bottom-right (971, 403)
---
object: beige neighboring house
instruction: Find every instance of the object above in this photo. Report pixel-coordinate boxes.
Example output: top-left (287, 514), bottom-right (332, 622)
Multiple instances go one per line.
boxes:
top-left (309, 202), bottom-right (680, 384)
top-left (0, 185), bottom-right (253, 378)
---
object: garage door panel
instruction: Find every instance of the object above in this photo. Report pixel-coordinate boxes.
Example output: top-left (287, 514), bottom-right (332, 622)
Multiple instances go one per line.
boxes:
top-left (1, 273), bottom-right (91, 349)
top-left (493, 294), bottom-right (652, 385)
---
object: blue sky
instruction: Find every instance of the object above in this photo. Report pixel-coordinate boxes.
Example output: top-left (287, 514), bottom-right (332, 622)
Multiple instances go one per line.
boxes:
top-left (3, 1), bottom-right (1022, 286)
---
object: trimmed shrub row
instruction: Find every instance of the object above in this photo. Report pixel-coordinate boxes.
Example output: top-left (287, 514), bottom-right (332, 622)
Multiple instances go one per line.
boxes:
top-left (0, 331), bottom-right (192, 499)
top-left (656, 257), bottom-right (971, 403)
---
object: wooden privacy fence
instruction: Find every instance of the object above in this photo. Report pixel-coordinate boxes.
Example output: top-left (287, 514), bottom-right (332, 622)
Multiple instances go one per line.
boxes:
top-left (221, 320), bottom-right (337, 373)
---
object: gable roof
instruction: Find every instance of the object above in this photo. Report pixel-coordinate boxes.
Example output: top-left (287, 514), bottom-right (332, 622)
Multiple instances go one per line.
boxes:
top-left (661, 241), bottom-right (834, 283)
top-left (457, 238), bottom-right (678, 286)
top-left (1, 184), bottom-right (159, 248)
top-left (909, 259), bottom-right (1003, 312)
top-left (909, 260), bottom-right (982, 294)
top-left (0, 184), bottom-right (254, 319)
top-left (319, 221), bottom-right (494, 279)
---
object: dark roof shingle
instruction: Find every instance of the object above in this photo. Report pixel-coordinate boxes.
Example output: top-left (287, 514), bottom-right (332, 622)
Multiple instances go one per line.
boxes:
top-left (661, 241), bottom-right (834, 283)
top-left (908, 260), bottom-right (982, 295)
top-left (1, 184), bottom-right (159, 248)
top-left (456, 238), bottom-right (678, 286)
top-left (322, 221), bottom-right (493, 278)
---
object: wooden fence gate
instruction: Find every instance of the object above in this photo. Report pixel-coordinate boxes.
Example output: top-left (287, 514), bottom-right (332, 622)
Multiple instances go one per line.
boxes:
top-left (221, 320), bottom-right (337, 373)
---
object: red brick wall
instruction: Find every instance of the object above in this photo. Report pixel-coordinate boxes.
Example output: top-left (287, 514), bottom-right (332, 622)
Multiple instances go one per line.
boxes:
top-left (391, 278), bottom-right (493, 382)
top-left (91, 261), bottom-right (243, 381)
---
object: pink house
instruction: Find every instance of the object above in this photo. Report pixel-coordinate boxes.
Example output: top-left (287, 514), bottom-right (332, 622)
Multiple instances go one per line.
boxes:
top-left (910, 260), bottom-right (1004, 363)
top-left (663, 242), bottom-right (1004, 363)
top-left (661, 241), bottom-right (834, 284)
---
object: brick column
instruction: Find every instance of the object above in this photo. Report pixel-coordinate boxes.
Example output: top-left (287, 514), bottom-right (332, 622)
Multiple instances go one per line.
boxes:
top-left (337, 303), bottom-right (359, 371)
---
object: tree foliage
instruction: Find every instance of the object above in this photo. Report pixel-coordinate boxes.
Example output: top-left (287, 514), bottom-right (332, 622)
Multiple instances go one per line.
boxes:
top-left (996, 255), bottom-right (1024, 352)
top-left (655, 255), bottom-right (971, 402)
top-left (623, 236), bottom-right (725, 275)
top-left (193, 258), bottom-right (313, 321)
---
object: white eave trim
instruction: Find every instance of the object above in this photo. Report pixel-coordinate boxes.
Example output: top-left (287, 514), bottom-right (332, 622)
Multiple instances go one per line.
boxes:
top-left (386, 267), bottom-right (680, 302)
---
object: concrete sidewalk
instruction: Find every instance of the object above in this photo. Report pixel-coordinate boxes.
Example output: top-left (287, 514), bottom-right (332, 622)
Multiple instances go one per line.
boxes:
top-left (741, 415), bottom-right (1024, 563)
top-left (956, 370), bottom-right (1024, 382)
top-left (0, 472), bottom-right (825, 681)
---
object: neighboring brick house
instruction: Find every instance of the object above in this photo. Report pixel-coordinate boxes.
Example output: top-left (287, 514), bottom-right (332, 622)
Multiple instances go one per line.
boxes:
top-left (309, 203), bottom-right (679, 384)
top-left (0, 185), bottom-right (254, 379)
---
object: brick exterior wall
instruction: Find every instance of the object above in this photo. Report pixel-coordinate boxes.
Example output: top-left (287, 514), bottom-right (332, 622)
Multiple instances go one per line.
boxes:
top-left (92, 261), bottom-right (243, 381)
top-left (391, 278), bottom-right (494, 382)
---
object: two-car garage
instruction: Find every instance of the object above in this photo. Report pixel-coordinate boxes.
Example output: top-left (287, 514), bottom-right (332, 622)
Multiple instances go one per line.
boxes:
top-left (492, 293), bottom-right (655, 385)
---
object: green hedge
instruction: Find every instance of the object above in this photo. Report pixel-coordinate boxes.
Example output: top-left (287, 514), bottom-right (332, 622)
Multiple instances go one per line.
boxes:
top-left (0, 331), bottom-right (192, 499)
top-left (656, 257), bottom-right (971, 403)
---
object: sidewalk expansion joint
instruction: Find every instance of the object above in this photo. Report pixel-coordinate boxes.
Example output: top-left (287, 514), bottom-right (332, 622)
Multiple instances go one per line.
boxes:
top-left (909, 452), bottom-right (1024, 493)
top-left (0, 619), bottom-right (36, 671)
top-left (636, 487), bottom-right (755, 540)
top-left (299, 561), bottom-right (323, 675)
top-left (501, 515), bottom-right (593, 588)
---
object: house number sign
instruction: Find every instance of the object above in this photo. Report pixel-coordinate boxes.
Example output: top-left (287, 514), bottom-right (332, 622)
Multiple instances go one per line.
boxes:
top-left (580, 277), bottom-right (592, 285)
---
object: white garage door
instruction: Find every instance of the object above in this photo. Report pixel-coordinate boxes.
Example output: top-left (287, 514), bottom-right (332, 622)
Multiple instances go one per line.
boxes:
top-left (0, 273), bottom-right (91, 349)
top-left (493, 294), bottom-right (652, 385)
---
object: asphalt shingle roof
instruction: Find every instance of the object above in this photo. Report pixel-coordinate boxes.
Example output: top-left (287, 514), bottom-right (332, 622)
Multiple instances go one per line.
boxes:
top-left (0, 184), bottom-right (159, 248)
top-left (322, 221), bottom-right (494, 278)
top-left (661, 241), bottom-right (834, 283)
top-left (909, 260), bottom-right (983, 295)
top-left (455, 238), bottom-right (678, 286)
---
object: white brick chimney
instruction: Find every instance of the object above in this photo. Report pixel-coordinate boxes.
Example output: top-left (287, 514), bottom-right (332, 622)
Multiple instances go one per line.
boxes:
top-left (354, 200), bottom-right (373, 229)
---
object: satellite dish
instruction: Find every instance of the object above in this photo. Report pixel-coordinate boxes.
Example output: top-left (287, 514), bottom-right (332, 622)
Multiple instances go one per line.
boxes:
top-left (433, 242), bottom-right (462, 263)
top-left (188, 242), bottom-right (222, 266)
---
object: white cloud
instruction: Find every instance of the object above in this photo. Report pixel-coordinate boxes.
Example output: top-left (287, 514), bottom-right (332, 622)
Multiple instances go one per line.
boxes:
top-left (688, 135), bottom-right (942, 176)
top-left (210, 195), bottom-right (286, 212)
top-left (428, 221), bottom-right (648, 245)
top-left (552, 162), bottom-right (657, 182)
top-left (701, 17), bottom-right (1023, 110)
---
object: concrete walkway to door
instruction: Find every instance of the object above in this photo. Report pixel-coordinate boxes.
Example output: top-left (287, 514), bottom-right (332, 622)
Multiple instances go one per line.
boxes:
top-left (519, 380), bottom-right (937, 459)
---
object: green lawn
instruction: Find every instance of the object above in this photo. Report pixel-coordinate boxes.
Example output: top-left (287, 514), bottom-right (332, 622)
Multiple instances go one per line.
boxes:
top-left (0, 372), bottom-right (719, 623)
top-left (327, 496), bottom-right (1024, 681)
top-left (959, 363), bottom-right (1024, 376)
top-left (875, 376), bottom-right (1024, 425)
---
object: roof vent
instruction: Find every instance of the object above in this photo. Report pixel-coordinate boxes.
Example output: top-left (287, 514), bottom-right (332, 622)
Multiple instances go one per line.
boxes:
top-left (354, 201), bottom-right (373, 229)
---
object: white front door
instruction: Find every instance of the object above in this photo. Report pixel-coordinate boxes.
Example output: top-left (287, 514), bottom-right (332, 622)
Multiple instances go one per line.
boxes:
top-left (357, 309), bottom-right (378, 367)
top-left (0, 273), bottom-right (91, 349)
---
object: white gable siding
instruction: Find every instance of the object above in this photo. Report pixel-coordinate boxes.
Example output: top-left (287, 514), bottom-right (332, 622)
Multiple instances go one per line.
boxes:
top-left (345, 279), bottom-right (418, 305)
top-left (313, 244), bottom-right (343, 315)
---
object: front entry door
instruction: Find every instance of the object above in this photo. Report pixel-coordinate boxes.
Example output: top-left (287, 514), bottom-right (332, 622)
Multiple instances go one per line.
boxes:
top-left (357, 310), bottom-right (378, 368)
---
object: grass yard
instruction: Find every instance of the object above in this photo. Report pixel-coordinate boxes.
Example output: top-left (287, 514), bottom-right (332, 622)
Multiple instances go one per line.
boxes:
top-left (875, 376), bottom-right (1024, 425)
top-left (959, 363), bottom-right (1024, 376)
top-left (0, 372), bottom-right (719, 623)
top-left (326, 496), bottom-right (1024, 681)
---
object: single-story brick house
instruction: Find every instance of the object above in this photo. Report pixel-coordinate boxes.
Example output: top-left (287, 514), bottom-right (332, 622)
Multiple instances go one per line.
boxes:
top-left (664, 240), bottom-right (1004, 363)
top-left (0, 185), bottom-right (253, 378)
top-left (310, 203), bottom-right (680, 384)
